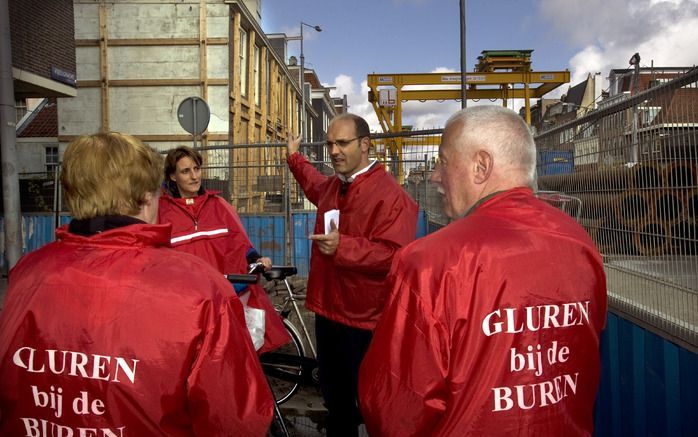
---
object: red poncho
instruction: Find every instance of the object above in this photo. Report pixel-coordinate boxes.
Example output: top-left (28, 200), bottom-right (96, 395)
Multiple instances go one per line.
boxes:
top-left (0, 223), bottom-right (274, 436)
top-left (159, 190), bottom-right (290, 353)
top-left (360, 188), bottom-right (607, 436)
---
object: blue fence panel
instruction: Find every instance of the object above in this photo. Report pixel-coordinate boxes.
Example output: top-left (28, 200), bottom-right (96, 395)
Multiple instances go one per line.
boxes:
top-left (594, 312), bottom-right (698, 436)
top-left (239, 215), bottom-right (286, 265)
top-left (0, 214), bottom-right (69, 272)
top-left (292, 212), bottom-right (316, 278)
top-left (416, 209), bottom-right (427, 238)
top-left (537, 150), bottom-right (574, 175)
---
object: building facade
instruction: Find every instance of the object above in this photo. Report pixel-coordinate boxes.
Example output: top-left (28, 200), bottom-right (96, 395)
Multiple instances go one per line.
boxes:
top-left (59, 0), bottom-right (311, 212)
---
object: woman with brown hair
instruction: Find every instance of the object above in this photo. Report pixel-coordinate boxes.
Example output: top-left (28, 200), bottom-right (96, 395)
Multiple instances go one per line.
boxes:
top-left (159, 146), bottom-right (289, 352)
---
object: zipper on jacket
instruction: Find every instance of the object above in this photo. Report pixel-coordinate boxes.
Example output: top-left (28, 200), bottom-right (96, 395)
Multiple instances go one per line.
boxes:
top-left (194, 220), bottom-right (198, 231)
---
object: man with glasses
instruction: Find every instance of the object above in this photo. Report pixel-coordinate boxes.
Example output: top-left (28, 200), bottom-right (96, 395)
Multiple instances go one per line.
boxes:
top-left (287, 113), bottom-right (418, 437)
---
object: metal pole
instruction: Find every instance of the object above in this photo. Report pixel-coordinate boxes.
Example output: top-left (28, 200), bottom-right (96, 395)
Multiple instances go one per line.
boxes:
top-left (630, 53), bottom-right (640, 164)
top-left (299, 24), bottom-right (305, 139)
top-left (0, 0), bottom-right (23, 269)
top-left (284, 163), bottom-right (291, 264)
top-left (53, 164), bottom-right (60, 229)
top-left (192, 97), bottom-right (198, 149)
top-left (459, 0), bottom-right (467, 108)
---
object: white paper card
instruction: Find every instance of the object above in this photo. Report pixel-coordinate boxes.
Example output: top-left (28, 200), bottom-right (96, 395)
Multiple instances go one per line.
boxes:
top-left (324, 209), bottom-right (340, 234)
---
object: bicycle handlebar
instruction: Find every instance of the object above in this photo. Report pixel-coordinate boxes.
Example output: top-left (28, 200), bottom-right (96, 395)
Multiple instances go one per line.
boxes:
top-left (263, 266), bottom-right (297, 281)
top-left (225, 274), bottom-right (258, 284)
top-left (229, 265), bottom-right (298, 284)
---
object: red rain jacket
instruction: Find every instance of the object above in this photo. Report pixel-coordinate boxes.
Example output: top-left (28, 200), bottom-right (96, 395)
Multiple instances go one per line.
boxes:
top-left (287, 153), bottom-right (419, 329)
top-left (0, 223), bottom-right (273, 436)
top-left (159, 190), bottom-right (290, 353)
top-left (359, 188), bottom-right (607, 436)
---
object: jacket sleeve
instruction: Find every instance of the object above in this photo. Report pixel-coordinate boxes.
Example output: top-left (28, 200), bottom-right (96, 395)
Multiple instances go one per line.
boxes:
top-left (219, 197), bottom-right (253, 248)
top-left (287, 152), bottom-right (331, 206)
top-left (359, 267), bottom-right (449, 437)
top-left (187, 282), bottom-right (274, 436)
top-left (333, 194), bottom-right (418, 275)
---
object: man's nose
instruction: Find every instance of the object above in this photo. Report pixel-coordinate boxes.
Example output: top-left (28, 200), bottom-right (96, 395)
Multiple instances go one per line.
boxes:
top-left (429, 167), bottom-right (441, 183)
top-left (329, 144), bottom-right (340, 156)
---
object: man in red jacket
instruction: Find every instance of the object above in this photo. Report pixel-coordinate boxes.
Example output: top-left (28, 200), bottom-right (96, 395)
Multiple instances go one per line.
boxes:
top-left (287, 114), bottom-right (418, 436)
top-left (359, 106), bottom-right (607, 436)
top-left (0, 132), bottom-right (274, 436)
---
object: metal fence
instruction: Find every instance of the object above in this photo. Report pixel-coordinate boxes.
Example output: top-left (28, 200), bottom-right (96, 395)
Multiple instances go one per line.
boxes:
top-left (10, 70), bottom-right (697, 349)
top-left (536, 68), bottom-right (698, 349)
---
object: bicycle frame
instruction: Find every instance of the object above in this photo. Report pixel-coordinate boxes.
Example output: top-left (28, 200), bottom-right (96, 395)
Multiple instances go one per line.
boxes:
top-left (274, 277), bottom-right (317, 360)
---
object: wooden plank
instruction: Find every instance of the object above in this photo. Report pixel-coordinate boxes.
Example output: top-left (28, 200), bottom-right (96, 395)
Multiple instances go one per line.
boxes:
top-left (259, 46), bottom-right (269, 212)
top-left (75, 37), bottom-right (228, 47)
top-left (260, 46), bottom-right (268, 138)
top-left (77, 79), bottom-right (227, 88)
top-left (246, 31), bottom-right (256, 212)
top-left (230, 12), bottom-right (242, 206)
top-left (99, 3), bottom-right (109, 131)
top-left (199, 0), bottom-right (208, 149)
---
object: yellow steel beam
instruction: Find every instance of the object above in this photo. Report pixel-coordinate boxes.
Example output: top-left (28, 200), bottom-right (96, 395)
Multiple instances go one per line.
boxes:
top-left (367, 71), bottom-right (569, 87)
top-left (398, 88), bottom-right (557, 100)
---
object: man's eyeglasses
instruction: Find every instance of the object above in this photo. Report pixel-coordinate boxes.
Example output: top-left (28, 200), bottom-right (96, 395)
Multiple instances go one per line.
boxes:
top-left (325, 136), bottom-right (363, 149)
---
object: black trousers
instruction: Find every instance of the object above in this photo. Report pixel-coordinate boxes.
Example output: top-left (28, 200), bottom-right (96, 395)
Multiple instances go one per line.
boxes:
top-left (315, 315), bottom-right (373, 437)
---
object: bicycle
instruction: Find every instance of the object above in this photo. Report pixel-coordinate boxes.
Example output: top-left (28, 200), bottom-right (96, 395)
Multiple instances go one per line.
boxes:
top-left (229, 264), bottom-right (320, 405)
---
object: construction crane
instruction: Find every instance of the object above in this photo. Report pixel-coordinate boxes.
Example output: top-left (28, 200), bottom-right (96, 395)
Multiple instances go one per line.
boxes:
top-left (368, 50), bottom-right (570, 180)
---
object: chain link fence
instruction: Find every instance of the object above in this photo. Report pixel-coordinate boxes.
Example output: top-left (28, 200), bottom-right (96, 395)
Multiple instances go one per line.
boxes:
top-left (10, 69), bottom-right (697, 349)
top-left (536, 68), bottom-right (698, 349)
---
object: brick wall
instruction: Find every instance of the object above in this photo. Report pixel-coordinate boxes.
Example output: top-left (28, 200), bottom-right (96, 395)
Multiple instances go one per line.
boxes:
top-left (9, 0), bottom-right (75, 81)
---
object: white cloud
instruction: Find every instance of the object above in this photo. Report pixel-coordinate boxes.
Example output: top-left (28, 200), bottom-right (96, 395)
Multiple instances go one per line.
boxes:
top-left (539, 0), bottom-right (698, 91)
top-left (323, 67), bottom-right (471, 132)
top-left (324, 75), bottom-right (380, 131)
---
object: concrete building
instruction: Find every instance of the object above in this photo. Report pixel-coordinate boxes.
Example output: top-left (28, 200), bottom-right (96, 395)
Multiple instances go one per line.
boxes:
top-left (60, 0), bottom-right (308, 212)
top-left (9, 0), bottom-right (77, 102)
top-left (8, 0), bottom-right (76, 173)
top-left (4, 0), bottom-right (76, 217)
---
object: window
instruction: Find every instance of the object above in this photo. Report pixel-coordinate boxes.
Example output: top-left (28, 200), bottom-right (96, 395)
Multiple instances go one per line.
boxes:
top-left (45, 146), bottom-right (59, 174)
top-left (254, 45), bottom-right (261, 106)
top-left (239, 28), bottom-right (248, 97)
top-left (15, 99), bottom-right (28, 124)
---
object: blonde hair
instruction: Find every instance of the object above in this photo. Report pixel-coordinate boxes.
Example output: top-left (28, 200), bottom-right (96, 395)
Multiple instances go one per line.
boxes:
top-left (61, 132), bottom-right (163, 219)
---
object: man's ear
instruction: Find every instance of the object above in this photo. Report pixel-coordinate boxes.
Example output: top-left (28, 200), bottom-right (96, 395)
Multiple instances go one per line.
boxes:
top-left (143, 191), bottom-right (155, 206)
top-left (473, 150), bottom-right (493, 184)
top-left (360, 136), bottom-right (370, 153)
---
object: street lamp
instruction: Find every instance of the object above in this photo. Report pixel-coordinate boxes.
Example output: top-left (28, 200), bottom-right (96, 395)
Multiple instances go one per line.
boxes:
top-left (289, 22), bottom-right (321, 140)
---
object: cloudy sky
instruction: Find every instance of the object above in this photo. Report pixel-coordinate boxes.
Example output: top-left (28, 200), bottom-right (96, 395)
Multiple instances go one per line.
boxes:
top-left (262, 0), bottom-right (698, 131)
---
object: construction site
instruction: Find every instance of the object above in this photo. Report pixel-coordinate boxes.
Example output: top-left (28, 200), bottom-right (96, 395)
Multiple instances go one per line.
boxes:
top-left (2, 1), bottom-right (697, 436)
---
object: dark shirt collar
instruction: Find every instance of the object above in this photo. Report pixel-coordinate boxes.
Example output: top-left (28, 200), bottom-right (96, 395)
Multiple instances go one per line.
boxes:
top-left (68, 215), bottom-right (146, 236)
top-left (459, 190), bottom-right (508, 219)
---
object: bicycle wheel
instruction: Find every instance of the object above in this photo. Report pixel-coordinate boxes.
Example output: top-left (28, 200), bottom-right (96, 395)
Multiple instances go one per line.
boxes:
top-left (260, 319), bottom-right (306, 404)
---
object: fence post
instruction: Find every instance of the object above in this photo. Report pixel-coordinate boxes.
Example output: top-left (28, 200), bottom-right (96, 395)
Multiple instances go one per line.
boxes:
top-left (284, 158), bottom-right (292, 265)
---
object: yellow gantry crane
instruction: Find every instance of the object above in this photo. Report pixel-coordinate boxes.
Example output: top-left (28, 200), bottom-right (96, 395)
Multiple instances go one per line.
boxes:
top-left (368, 50), bottom-right (570, 180)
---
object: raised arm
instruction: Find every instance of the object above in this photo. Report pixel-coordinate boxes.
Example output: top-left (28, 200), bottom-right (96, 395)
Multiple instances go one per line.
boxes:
top-left (286, 135), bottom-right (331, 206)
